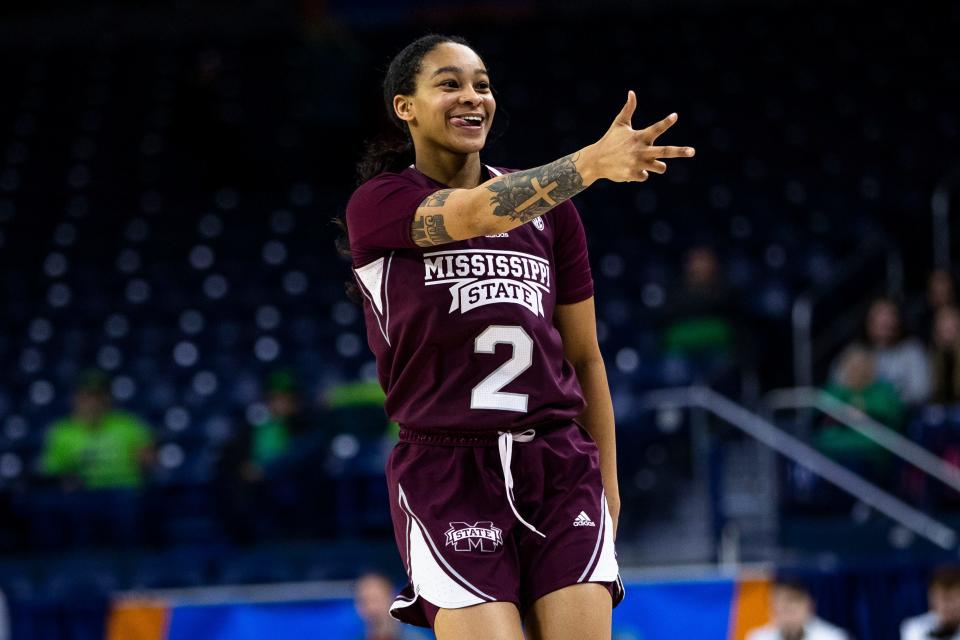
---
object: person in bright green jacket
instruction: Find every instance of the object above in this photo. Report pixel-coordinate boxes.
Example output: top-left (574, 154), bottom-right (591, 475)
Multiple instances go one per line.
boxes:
top-left (324, 378), bottom-right (398, 437)
top-left (34, 370), bottom-right (154, 547)
top-left (41, 370), bottom-right (154, 490)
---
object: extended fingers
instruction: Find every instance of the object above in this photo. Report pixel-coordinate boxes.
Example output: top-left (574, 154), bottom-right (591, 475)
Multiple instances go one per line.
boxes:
top-left (614, 90), bottom-right (637, 127)
top-left (645, 160), bottom-right (668, 175)
top-left (641, 112), bottom-right (678, 142)
top-left (648, 145), bottom-right (696, 159)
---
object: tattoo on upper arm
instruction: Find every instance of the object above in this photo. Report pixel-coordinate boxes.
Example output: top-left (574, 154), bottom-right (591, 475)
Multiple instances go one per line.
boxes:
top-left (422, 189), bottom-right (454, 207)
top-left (411, 213), bottom-right (454, 247)
top-left (486, 153), bottom-right (586, 223)
top-left (412, 189), bottom-right (457, 247)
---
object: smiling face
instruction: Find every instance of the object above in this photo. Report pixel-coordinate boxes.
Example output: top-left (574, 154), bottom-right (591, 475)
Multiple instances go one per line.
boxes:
top-left (393, 42), bottom-right (496, 157)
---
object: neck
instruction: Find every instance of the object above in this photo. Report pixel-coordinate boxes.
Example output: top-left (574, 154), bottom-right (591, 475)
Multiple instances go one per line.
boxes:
top-left (414, 144), bottom-right (483, 188)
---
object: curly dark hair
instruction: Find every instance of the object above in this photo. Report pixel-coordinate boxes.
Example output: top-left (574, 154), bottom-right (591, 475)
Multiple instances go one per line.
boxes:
top-left (332, 34), bottom-right (475, 302)
top-left (358, 34), bottom-right (473, 184)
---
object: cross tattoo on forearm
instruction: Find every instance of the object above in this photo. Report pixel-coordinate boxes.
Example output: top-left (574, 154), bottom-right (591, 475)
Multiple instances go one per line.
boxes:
top-left (516, 178), bottom-right (558, 212)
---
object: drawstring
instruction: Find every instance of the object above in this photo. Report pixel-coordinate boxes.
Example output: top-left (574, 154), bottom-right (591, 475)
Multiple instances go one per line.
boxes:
top-left (497, 429), bottom-right (546, 538)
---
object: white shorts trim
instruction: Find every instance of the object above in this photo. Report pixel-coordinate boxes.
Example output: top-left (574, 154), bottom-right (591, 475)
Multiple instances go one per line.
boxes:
top-left (396, 484), bottom-right (493, 609)
top-left (589, 492), bottom-right (620, 582)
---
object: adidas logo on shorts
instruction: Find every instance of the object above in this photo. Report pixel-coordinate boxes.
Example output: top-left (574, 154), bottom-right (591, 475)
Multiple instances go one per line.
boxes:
top-left (572, 511), bottom-right (596, 527)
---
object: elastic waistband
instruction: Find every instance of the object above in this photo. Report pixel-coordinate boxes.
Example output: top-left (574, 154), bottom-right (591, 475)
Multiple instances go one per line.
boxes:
top-left (398, 418), bottom-right (575, 446)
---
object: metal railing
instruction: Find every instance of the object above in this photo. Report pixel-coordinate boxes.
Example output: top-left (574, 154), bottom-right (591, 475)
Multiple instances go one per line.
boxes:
top-left (639, 386), bottom-right (957, 550)
top-left (764, 387), bottom-right (960, 494)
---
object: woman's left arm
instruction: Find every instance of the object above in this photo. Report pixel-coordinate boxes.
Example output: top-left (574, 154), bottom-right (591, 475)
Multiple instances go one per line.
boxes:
top-left (554, 296), bottom-right (620, 535)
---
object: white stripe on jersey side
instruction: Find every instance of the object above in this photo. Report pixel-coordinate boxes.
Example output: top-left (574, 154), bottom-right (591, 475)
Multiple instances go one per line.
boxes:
top-left (401, 486), bottom-right (412, 576)
top-left (578, 490), bottom-right (607, 583)
top-left (397, 485), bottom-right (494, 604)
top-left (588, 492), bottom-right (620, 583)
top-left (389, 493), bottom-right (418, 621)
top-left (354, 257), bottom-right (385, 313)
top-left (383, 251), bottom-right (393, 343)
top-left (422, 248), bottom-right (550, 265)
top-left (352, 250), bottom-right (394, 347)
top-left (353, 269), bottom-right (390, 347)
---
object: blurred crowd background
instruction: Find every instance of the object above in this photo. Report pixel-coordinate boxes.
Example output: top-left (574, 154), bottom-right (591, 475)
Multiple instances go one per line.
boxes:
top-left (0, 0), bottom-right (959, 638)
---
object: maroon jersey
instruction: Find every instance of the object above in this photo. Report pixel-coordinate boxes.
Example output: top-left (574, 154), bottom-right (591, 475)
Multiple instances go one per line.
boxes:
top-left (346, 164), bottom-right (594, 433)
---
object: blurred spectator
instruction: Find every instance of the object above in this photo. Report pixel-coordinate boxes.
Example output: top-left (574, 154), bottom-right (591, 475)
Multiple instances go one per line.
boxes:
top-left (931, 306), bottom-right (960, 404)
top-left (815, 347), bottom-right (903, 481)
top-left (825, 346), bottom-right (904, 426)
top-left (323, 377), bottom-right (397, 438)
top-left (353, 572), bottom-right (429, 640)
top-left (40, 370), bottom-right (154, 490)
top-left (816, 347), bottom-right (902, 488)
top-left (901, 566), bottom-right (960, 640)
top-left (909, 269), bottom-right (958, 341)
top-left (216, 369), bottom-right (327, 541)
top-left (32, 369), bottom-right (155, 547)
top-left (661, 245), bottom-right (739, 358)
top-left (245, 370), bottom-right (314, 477)
top-left (325, 378), bottom-right (387, 409)
top-left (834, 298), bottom-right (930, 405)
top-left (746, 579), bottom-right (849, 640)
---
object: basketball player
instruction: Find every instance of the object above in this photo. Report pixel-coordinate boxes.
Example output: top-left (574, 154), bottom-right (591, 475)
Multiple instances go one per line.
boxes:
top-left (342, 34), bottom-right (694, 640)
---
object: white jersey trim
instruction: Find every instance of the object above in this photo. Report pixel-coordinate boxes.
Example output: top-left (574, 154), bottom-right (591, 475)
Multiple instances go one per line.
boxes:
top-left (353, 250), bottom-right (394, 347)
top-left (354, 257), bottom-right (385, 314)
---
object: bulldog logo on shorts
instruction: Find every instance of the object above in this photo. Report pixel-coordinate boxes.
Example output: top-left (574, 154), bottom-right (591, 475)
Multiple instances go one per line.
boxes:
top-left (444, 521), bottom-right (503, 552)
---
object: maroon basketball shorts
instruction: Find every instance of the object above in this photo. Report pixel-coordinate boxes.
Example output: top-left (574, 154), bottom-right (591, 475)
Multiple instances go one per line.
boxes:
top-left (385, 419), bottom-right (624, 628)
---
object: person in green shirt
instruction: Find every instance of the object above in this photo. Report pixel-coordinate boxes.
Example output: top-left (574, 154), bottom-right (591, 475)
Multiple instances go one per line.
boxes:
top-left (243, 369), bottom-right (314, 478)
top-left (216, 369), bottom-right (325, 541)
top-left (40, 370), bottom-right (155, 490)
top-left (32, 369), bottom-right (154, 548)
top-left (817, 346), bottom-right (903, 465)
top-left (662, 245), bottom-right (738, 362)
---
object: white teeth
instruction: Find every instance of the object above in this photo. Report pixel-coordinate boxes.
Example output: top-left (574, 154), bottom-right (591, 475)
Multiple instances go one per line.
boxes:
top-left (462, 116), bottom-right (482, 123)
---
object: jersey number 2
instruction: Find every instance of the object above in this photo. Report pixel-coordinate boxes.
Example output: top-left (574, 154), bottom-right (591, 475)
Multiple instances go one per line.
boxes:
top-left (470, 325), bottom-right (532, 412)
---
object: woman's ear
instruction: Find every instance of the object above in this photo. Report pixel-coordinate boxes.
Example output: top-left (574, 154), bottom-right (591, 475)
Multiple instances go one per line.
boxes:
top-left (394, 95), bottom-right (414, 123)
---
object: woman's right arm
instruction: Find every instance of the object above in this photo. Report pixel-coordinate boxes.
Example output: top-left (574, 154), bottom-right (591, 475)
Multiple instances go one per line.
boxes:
top-left (411, 90), bottom-right (696, 247)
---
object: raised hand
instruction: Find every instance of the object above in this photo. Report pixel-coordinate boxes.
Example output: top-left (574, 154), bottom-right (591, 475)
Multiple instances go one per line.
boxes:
top-left (581, 90), bottom-right (695, 184)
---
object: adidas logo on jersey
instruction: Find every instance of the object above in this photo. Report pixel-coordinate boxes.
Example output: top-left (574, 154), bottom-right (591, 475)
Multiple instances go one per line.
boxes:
top-left (573, 511), bottom-right (595, 527)
top-left (484, 232), bottom-right (509, 238)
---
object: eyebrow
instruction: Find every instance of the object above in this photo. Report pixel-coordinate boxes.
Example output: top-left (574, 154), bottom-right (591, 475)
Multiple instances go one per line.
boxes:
top-left (431, 65), bottom-right (490, 78)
